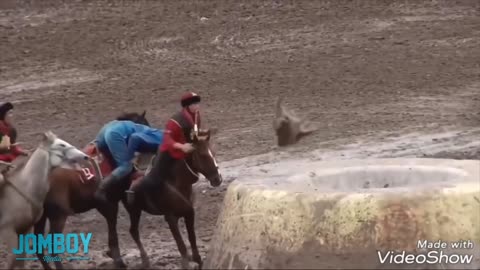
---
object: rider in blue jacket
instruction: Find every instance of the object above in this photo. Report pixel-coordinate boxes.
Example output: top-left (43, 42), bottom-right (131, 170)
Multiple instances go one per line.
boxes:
top-left (94, 120), bottom-right (164, 202)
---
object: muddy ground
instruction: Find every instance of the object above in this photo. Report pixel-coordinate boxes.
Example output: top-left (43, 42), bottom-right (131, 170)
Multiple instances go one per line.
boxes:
top-left (0, 0), bottom-right (479, 269)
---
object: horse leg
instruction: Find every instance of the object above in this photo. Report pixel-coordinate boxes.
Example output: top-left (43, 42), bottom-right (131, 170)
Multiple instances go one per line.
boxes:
top-left (34, 213), bottom-right (53, 270)
top-left (15, 227), bottom-right (35, 270)
top-left (165, 215), bottom-right (191, 269)
top-left (1, 227), bottom-right (20, 269)
top-left (125, 206), bottom-right (150, 267)
top-left (0, 226), bottom-right (28, 269)
top-left (97, 202), bottom-right (127, 268)
top-left (185, 210), bottom-right (202, 269)
top-left (48, 215), bottom-right (68, 270)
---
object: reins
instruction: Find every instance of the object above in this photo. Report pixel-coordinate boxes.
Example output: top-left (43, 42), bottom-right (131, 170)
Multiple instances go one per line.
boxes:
top-left (184, 159), bottom-right (199, 179)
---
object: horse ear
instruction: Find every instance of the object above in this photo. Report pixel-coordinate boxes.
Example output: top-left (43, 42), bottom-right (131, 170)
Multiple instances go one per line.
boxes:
top-left (141, 110), bottom-right (146, 117)
top-left (41, 132), bottom-right (49, 142)
top-left (42, 131), bottom-right (55, 144)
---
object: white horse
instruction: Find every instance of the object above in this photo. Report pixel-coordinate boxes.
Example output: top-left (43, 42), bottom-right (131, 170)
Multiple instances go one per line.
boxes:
top-left (0, 131), bottom-right (89, 269)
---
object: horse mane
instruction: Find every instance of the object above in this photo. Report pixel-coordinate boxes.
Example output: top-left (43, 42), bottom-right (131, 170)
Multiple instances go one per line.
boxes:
top-left (116, 112), bottom-right (141, 121)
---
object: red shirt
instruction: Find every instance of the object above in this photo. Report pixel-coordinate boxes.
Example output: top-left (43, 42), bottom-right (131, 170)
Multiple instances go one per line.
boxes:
top-left (160, 109), bottom-right (201, 159)
top-left (0, 121), bottom-right (24, 162)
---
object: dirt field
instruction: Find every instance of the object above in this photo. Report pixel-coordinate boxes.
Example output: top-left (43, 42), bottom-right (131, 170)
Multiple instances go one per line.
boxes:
top-left (1, 0), bottom-right (479, 269)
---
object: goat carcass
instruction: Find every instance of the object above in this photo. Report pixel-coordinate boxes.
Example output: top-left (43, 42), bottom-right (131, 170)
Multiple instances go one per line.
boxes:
top-left (273, 97), bottom-right (317, 146)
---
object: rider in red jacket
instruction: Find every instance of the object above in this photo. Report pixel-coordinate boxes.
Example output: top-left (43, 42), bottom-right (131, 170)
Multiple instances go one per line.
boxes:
top-left (160, 93), bottom-right (201, 159)
top-left (126, 91), bottom-right (201, 204)
top-left (0, 102), bottom-right (28, 162)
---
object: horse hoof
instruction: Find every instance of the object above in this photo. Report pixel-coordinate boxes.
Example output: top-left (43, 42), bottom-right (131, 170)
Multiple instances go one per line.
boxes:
top-left (190, 262), bottom-right (201, 270)
top-left (114, 260), bottom-right (127, 269)
top-left (181, 258), bottom-right (190, 269)
top-left (140, 258), bottom-right (150, 268)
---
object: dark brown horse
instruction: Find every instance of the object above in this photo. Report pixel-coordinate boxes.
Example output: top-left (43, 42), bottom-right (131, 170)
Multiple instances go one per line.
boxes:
top-left (125, 128), bottom-right (222, 269)
top-left (34, 111), bottom-right (152, 269)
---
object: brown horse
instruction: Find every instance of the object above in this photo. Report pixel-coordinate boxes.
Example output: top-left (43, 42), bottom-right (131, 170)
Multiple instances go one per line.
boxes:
top-left (33, 111), bottom-right (153, 269)
top-left (125, 128), bottom-right (222, 269)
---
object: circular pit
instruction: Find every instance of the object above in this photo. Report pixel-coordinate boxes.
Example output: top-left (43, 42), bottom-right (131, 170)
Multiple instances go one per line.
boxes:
top-left (205, 158), bottom-right (480, 269)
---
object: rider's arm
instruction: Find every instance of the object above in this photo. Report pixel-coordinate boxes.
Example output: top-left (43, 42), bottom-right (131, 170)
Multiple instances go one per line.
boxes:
top-left (163, 120), bottom-right (185, 151)
top-left (10, 144), bottom-right (27, 156)
top-left (127, 130), bottom-right (162, 154)
top-left (127, 133), bottom-right (144, 156)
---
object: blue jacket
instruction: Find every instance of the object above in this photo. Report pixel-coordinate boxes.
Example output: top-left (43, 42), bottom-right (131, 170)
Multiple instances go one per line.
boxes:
top-left (95, 120), bottom-right (163, 179)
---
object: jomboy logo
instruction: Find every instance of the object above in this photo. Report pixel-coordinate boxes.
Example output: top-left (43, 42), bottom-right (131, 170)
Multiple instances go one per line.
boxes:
top-left (13, 233), bottom-right (92, 262)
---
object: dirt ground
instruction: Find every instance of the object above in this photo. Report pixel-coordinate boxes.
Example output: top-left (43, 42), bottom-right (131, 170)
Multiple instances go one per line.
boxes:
top-left (0, 0), bottom-right (479, 269)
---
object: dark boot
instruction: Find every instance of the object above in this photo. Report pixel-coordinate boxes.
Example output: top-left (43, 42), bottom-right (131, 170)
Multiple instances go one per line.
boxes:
top-left (95, 174), bottom-right (118, 202)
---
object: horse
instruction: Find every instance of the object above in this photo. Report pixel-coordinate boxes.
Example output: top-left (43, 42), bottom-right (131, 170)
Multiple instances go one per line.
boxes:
top-left (0, 131), bottom-right (90, 269)
top-left (125, 128), bottom-right (223, 269)
top-left (33, 111), bottom-right (153, 269)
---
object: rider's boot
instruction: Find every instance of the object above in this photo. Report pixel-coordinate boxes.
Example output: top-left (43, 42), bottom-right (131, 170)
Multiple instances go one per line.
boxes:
top-left (95, 174), bottom-right (118, 203)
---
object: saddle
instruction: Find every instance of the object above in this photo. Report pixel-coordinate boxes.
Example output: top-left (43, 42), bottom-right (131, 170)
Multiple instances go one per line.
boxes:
top-left (81, 142), bottom-right (114, 181)
top-left (80, 142), bottom-right (148, 188)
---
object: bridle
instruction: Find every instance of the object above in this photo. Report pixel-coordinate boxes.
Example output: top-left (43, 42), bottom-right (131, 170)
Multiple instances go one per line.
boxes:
top-left (184, 158), bottom-right (200, 179)
top-left (50, 144), bottom-right (81, 165)
top-left (185, 118), bottom-right (220, 181)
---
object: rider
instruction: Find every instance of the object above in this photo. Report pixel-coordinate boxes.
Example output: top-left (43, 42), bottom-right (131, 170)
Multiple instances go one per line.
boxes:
top-left (94, 119), bottom-right (164, 202)
top-left (126, 91), bottom-right (202, 204)
top-left (0, 102), bottom-right (29, 162)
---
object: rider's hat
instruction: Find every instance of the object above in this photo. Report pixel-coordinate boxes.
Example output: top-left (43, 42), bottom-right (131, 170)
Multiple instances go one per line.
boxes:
top-left (0, 102), bottom-right (13, 120)
top-left (181, 92), bottom-right (201, 107)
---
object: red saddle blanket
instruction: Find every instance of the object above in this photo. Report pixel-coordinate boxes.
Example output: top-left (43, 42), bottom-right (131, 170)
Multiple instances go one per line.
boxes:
top-left (78, 143), bottom-right (144, 185)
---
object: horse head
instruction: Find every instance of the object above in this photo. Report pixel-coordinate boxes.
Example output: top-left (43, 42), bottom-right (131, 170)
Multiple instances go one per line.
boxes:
top-left (116, 110), bottom-right (150, 127)
top-left (189, 128), bottom-right (222, 187)
top-left (41, 131), bottom-right (89, 167)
